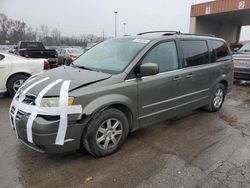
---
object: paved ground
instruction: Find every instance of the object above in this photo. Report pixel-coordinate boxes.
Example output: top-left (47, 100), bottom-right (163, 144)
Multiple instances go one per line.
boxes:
top-left (0, 83), bottom-right (250, 188)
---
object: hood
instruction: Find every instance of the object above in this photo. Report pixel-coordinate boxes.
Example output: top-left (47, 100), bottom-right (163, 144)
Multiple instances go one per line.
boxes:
top-left (20, 66), bottom-right (112, 96)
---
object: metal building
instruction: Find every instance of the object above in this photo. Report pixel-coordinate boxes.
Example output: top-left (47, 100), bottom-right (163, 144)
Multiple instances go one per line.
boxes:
top-left (189, 0), bottom-right (250, 43)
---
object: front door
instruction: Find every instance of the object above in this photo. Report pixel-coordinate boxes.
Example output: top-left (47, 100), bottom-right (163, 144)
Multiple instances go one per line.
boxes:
top-left (137, 41), bottom-right (186, 127)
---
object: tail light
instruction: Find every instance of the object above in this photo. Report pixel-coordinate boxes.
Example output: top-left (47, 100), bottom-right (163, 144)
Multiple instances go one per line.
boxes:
top-left (24, 49), bottom-right (29, 58)
top-left (54, 51), bottom-right (58, 58)
top-left (43, 60), bottom-right (50, 70)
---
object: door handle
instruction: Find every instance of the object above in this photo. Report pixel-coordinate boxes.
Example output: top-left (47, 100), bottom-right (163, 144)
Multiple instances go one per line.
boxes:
top-left (186, 73), bottom-right (193, 79)
top-left (173, 76), bottom-right (182, 81)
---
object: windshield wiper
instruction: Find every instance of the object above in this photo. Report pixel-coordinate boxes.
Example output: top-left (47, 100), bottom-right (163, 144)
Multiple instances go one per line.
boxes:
top-left (71, 64), bottom-right (93, 71)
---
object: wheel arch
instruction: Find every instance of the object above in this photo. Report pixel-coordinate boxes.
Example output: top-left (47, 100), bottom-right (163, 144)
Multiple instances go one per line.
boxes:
top-left (219, 80), bottom-right (228, 92)
top-left (6, 72), bottom-right (31, 88)
top-left (81, 94), bottom-right (138, 131)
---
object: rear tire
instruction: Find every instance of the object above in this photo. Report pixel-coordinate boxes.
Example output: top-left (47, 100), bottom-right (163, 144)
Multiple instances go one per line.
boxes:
top-left (7, 74), bottom-right (29, 97)
top-left (206, 83), bottom-right (226, 112)
top-left (83, 108), bottom-right (129, 157)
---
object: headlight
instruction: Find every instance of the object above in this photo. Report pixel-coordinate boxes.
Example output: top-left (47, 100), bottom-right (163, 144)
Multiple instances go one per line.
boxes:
top-left (40, 97), bottom-right (74, 107)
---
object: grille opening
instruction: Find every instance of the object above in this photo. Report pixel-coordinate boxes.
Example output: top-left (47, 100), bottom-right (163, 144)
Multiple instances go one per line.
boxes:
top-left (10, 106), bottom-right (16, 114)
top-left (38, 115), bottom-right (60, 121)
top-left (23, 94), bottom-right (36, 105)
top-left (16, 110), bottom-right (25, 120)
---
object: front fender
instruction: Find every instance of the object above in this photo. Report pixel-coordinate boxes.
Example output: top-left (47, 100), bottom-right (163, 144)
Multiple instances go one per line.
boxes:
top-left (82, 94), bottom-right (137, 117)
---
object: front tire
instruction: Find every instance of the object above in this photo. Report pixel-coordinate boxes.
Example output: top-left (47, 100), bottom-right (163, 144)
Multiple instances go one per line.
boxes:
top-left (83, 108), bottom-right (129, 157)
top-left (206, 83), bottom-right (226, 112)
top-left (7, 74), bottom-right (29, 97)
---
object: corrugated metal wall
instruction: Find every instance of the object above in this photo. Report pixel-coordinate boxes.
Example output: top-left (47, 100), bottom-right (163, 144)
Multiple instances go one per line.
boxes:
top-left (191, 0), bottom-right (250, 17)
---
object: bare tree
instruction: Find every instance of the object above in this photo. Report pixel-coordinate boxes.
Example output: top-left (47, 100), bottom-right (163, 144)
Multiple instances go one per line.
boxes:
top-left (0, 13), bottom-right (105, 46)
top-left (0, 13), bottom-right (13, 43)
top-left (24, 26), bottom-right (37, 41)
top-left (9, 20), bottom-right (26, 44)
top-left (51, 28), bottom-right (61, 45)
top-left (39, 24), bottom-right (49, 42)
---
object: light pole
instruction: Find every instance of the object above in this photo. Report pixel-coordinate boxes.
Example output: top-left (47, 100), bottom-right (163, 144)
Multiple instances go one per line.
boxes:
top-left (123, 22), bottom-right (126, 36)
top-left (114, 11), bottom-right (118, 38)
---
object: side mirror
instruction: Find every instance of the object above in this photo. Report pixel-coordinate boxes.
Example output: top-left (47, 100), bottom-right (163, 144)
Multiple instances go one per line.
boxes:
top-left (138, 63), bottom-right (159, 77)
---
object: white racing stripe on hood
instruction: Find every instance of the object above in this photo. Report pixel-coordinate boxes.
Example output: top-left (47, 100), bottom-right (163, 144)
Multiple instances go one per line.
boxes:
top-left (26, 79), bottom-right (63, 143)
top-left (56, 80), bottom-right (71, 145)
top-left (9, 77), bottom-right (49, 131)
top-left (35, 79), bottom-right (63, 106)
top-left (18, 76), bottom-right (37, 92)
top-left (19, 77), bottom-right (50, 102)
top-left (10, 77), bottom-right (83, 146)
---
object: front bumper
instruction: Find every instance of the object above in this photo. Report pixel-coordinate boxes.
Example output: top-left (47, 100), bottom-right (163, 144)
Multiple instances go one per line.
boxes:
top-left (234, 67), bottom-right (250, 81)
top-left (10, 104), bottom-right (85, 154)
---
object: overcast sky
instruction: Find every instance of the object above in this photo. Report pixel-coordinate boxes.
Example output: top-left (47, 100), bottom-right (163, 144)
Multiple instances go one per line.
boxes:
top-left (0, 0), bottom-right (249, 40)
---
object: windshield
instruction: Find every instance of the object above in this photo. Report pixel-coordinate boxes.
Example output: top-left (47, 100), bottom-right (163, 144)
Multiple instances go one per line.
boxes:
top-left (239, 42), bottom-right (250, 52)
top-left (72, 38), bottom-right (150, 73)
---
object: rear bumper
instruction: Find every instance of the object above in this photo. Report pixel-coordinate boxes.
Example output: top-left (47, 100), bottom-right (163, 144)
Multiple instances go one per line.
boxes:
top-left (234, 67), bottom-right (250, 81)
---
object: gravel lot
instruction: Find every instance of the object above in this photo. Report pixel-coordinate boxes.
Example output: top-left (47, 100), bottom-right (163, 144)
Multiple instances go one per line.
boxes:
top-left (1, 83), bottom-right (250, 188)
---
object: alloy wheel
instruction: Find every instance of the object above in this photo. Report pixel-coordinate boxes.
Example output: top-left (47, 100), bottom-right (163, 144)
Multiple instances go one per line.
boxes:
top-left (96, 118), bottom-right (123, 150)
top-left (13, 79), bottom-right (25, 92)
top-left (213, 88), bottom-right (224, 109)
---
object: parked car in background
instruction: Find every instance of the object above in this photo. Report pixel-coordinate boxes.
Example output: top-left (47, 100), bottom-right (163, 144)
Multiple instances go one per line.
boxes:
top-left (14, 41), bottom-right (58, 68)
top-left (230, 43), bottom-right (243, 53)
top-left (233, 42), bottom-right (250, 81)
top-left (9, 32), bottom-right (233, 157)
top-left (0, 52), bottom-right (50, 96)
top-left (57, 47), bottom-right (84, 65)
top-left (8, 47), bottom-right (15, 54)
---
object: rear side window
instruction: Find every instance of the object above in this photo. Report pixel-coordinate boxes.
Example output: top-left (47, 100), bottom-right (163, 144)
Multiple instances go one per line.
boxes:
top-left (209, 40), bottom-right (231, 62)
top-left (181, 40), bottom-right (209, 67)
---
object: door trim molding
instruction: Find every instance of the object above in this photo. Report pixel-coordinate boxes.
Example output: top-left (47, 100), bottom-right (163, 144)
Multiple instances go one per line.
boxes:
top-left (142, 88), bottom-right (210, 109)
top-left (138, 95), bottom-right (209, 120)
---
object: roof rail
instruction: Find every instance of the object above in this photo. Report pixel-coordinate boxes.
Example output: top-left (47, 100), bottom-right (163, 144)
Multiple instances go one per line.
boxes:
top-left (137, 31), bottom-right (181, 36)
top-left (181, 33), bottom-right (215, 37)
top-left (137, 31), bottom-right (215, 37)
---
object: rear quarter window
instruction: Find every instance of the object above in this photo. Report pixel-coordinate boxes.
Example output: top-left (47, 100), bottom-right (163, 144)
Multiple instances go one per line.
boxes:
top-left (209, 40), bottom-right (231, 62)
top-left (181, 40), bottom-right (209, 67)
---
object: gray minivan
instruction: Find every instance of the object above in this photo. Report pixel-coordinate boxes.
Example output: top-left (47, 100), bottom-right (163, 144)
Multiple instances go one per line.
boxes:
top-left (9, 31), bottom-right (233, 157)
